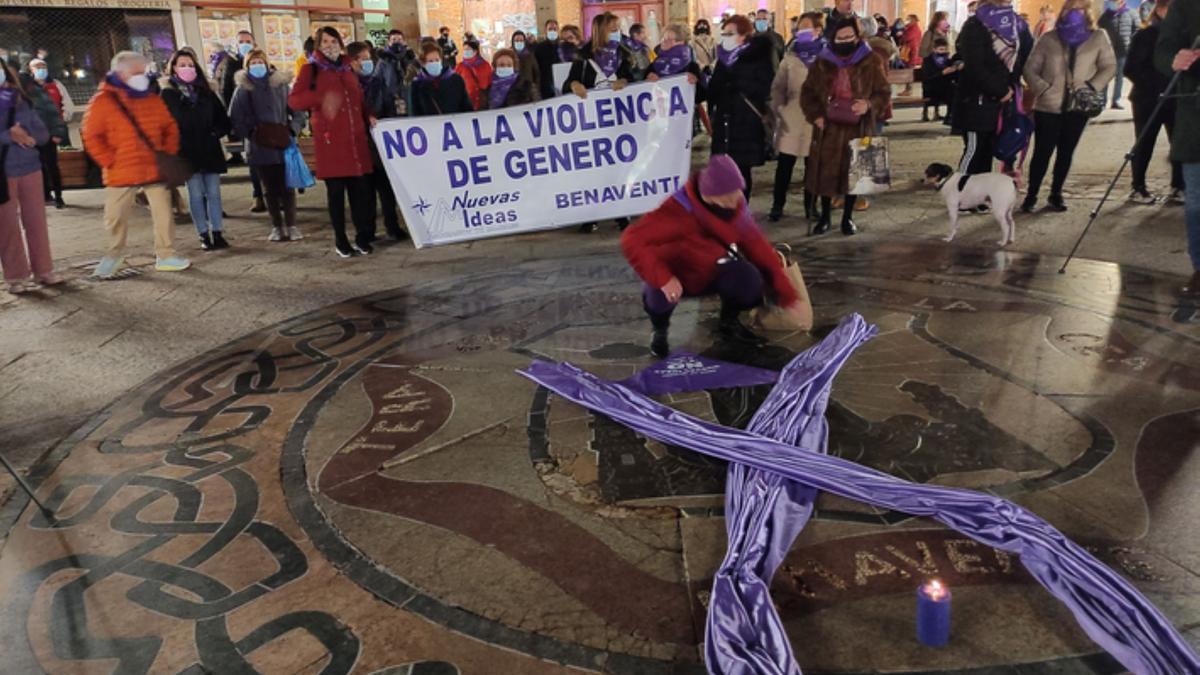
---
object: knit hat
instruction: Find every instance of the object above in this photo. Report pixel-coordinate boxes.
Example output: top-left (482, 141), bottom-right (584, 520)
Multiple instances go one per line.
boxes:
top-left (699, 154), bottom-right (745, 196)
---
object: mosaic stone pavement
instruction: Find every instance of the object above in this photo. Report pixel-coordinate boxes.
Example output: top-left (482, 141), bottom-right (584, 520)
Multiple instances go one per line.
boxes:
top-left (1, 241), bottom-right (1198, 674)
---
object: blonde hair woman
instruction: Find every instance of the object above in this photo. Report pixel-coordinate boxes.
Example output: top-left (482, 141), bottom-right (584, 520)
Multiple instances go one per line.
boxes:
top-left (1020, 0), bottom-right (1116, 212)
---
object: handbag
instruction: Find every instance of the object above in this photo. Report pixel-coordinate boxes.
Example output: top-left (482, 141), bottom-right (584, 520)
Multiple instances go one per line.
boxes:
top-left (1064, 46), bottom-right (1105, 118)
top-left (0, 106), bottom-right (13, 205)
top-left (253, 121), bottom-right (292, 150)
top-left (826, 98), bottom-right (861, 125)
top-left (108, 93), bottom-right (193, 187)
top-left (283, 141), bottom-right (315, 190)
top-left (994, 97), bottom-right (1034, 164)
top-left (748, 248), bottom-right (813, 332)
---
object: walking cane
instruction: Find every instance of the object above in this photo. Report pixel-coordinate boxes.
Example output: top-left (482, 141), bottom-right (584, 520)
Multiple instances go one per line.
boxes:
top-left (1060, 40), bottom-right (1199, 274)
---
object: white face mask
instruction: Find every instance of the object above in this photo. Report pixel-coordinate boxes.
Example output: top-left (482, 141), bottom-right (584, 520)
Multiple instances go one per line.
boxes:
top-left (721, 35), bottom-right (740, 50)
top-left (126, 73), bottom-right (150, 91)
top-left (547, 30), bottom-right (559, 40)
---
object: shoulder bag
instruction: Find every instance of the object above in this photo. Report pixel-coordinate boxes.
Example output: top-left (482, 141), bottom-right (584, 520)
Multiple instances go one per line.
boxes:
top-left (1064, 46), bottom-right (1105, 118)
top-left (108, 93), bottom-right (193, 187)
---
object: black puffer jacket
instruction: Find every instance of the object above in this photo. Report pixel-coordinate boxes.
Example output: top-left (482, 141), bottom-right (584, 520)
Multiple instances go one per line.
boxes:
top-left (160, 77), bottom-right (230, 174)
top-left (951, 16), bottom-right (1033, 133)
top-left (707, 35), bottom-right (774, 167)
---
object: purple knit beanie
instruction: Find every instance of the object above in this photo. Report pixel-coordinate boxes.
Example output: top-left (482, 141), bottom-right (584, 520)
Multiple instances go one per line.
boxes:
top-left (699, 154), bottom-right (745, 196)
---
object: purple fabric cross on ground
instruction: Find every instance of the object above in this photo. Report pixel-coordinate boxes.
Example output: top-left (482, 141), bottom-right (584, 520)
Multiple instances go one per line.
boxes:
top-left (520, 314), bottom-right (1200, 675)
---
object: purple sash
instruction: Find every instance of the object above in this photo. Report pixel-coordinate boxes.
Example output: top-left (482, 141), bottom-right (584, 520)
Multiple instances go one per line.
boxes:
top-left (651, 43), bottom-right (692, 76)
top-left (488, 73), bottom-right (517, 109)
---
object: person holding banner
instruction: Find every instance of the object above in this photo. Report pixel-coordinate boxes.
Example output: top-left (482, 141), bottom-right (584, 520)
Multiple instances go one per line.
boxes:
top-left (799, 16), bottom-right (890, 236)
top-left (620, 154), bottom-right (800, 358)
top-left (565, 12), bottom-right (635, 234)
top-left (411, 42), bottom-right (473, 116)
top-left (350, 41), bottom-right (407, 241)
top-left (485, 48), bottom-right (540, 109)
top-left (647, 25), bottom-right (703, 84)
top-left (707, 15), bottom-right (775, 198)
top-left (455, 40), bottom-right (493, 111)
top-left (288, 27), bottom-right (376, 257)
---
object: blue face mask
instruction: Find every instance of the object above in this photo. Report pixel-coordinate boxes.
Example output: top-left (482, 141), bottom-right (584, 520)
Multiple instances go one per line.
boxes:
top-left (608, 31), bottom-right (621, 42)
top-left (0, 69), bottom-right (6, 86)
top-left (360, 60), bottom-right (375, 75)
top-left (513, 41), bottom-right (525, 51)
top-left (755, 19), bottom-right (769, 31)
top-left (496, 66), bottom-right (515, 78)
top-left (34, 68), bottom-right (48, 80)
top-left (238, 42), bottom-right (253, 57)
top-left (424, 61), bottom-right (443, 77)
top-left (248, 63), bottom-right (268, 78)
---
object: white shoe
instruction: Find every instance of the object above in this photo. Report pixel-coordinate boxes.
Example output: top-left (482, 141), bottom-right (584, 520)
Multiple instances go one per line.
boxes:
top-left (1166, 188), bottom-right (1185, 205)
top-left (268, 227), bottom-right (286, 242)
top-left (1127, 189), bottom-right (1156, 205)
top-left (287, 226), bottom-right (303, 240)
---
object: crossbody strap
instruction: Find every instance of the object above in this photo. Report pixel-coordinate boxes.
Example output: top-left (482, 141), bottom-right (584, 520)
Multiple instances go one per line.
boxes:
top-left (108, 92), bottom-right (160, 154)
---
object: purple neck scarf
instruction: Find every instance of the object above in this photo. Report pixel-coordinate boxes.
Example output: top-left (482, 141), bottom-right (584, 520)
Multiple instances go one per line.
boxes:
top-left (976, 3), bottom-right (1019, 44)
top-left (650, 43), bottom-right (692, 76)
top-left (0, 88), bottom-right (18, 114)
top-left (716, 40), bottom-right (749, 67)
top-left (104, 72), bottom-right (152, 99)
top-left (416, 67), bottom-right (453, 83)
top-left (313, 53), bottom-right (350, 73)
top-left (488, 72), bottom-right (517, 108)
top-left (594, 41), bottom-right (621, 77)
top-left (169, 76), bottom-right (197, 102)
top-left (558, 42), bottom-right (579, 63)
top-left (461, 54), bottom-right (486, 69)
top-left (1057, 10), bottom-right (1092, 47)
top-left (792, 31), bottom-right (822, 66)
top-left (622, 36), bottom-right (648, 53)
top-left (817, 40), bottom-right (873, 67)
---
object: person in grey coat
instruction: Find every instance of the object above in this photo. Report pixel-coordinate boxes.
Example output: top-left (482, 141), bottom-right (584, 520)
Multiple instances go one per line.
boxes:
top-left (227, 50), bottom-right (307, 242)
top-left (1098, 0), bottom-right (1137, 108)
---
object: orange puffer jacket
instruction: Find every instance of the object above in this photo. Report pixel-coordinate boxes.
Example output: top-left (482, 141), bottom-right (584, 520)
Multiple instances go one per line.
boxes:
top-left (82, 80), bottom-right (180, 187)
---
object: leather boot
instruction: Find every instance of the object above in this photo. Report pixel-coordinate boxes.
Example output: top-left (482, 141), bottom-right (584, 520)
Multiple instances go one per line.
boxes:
top-left (718, 302), bottom-right (765, 346)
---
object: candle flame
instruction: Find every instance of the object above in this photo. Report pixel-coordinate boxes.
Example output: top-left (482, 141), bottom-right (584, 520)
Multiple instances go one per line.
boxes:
top-left (925, 579), bottom-right (947, 600)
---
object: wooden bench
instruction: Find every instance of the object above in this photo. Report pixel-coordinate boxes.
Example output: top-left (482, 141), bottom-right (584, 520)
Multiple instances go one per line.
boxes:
top-left (60, 150), bottom-right (100, 189)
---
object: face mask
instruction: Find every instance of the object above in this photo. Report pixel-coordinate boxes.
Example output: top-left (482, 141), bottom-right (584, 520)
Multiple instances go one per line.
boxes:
top-left (424, 61), bottom-right (443, 76)
top-left (127, 73), bottom-right (150, 91)
top-left (795, 29), bottom-right (815, 42)
top-left (755, 19), bottom-right (769, 31)
top-left (390, 41), bottom-right (405, 51)
top-left (0, 69), bottom-right (6, 86)
top-left (238, 42), bottom-right (253, 57)
top-left (34, 68), bottom-right (48, 80)
top-left (721, 35), bottom-right (740, 50)
top-left (496, 66), bottom-right (515, 77)
top-left (463, 49), bottom-right (476, 59)
top-left (176, 65), bottom-right (197, 82)
top-left (513, 41), bottom-right (525, 51)
top-left (608, 31), bottom-right (621, 42)
top-left (696, 26), bottom-right (709, 34)
top-left (360, 60), bottom-right (374, 75)
top-left (321, 46), bottom-right (341, 61)
top-left (832, 40), bottom-right (857, 56)
top-left (707, 203), bottom-right (738, 219)
top-left (248, 63), bottom-right (268, 78)
top-left (547, 30), bottom-right (559, 40)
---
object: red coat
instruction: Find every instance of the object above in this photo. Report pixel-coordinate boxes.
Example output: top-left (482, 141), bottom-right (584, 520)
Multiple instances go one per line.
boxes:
top-left (288, 52), bottom-right (372, 179)
top-left (902, 23), bottom-right (924, 67)
top-left (455, 58), bottom-right (493, 111)
top-left (621, 178), bottom-right (798, 307)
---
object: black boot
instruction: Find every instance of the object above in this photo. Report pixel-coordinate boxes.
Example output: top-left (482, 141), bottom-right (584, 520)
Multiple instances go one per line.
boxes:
top-left (768, 204), bottom-right (783, 222)
top-left (648, 310), bottom-right (671, 358)
top-left (212, 231), bottom-right (230, 249)
top-left (812, 196), bottom-right (832, 235)
top-left (718, 303), bottom-right (766, 346)
top-left (199, 232), bottom-right (214, 251)
top-left (841, 195), bottom-right (858, 236)
top-left (803, 190), bottom-right (814, 220)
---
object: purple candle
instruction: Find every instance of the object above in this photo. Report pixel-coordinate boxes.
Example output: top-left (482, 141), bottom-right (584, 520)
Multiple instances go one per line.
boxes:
top-left (917, 579), bottom-right (952, 647)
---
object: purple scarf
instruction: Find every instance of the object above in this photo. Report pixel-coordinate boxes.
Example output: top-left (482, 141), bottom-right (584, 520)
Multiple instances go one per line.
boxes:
top-left (650, 43), bottom-right (692, 76)
top-left (313, 52), bottom-right (351, 73)
top-left (976, 2), bottom-right (1019, 44)
top-left (622, 36), bottom-right (648, 54)
top-left (1057, 9), bottom-right (1092, 48)
top-left (817, 40), bottom-right (873, 67)
top-left (209, 51), bottom-right (227, 75)
top-left (0, 88), bottom-right (18, 114)
top-left (104, 72), bottom-right (153, 99)
top-left (488, 72), bottom-right (517, 108)
top-left (594, 40), bottom-right (621, 77)
top-left (460, 54), bottom-right (487, 69)
top-left (416, 67), bottom-right (454, 83)
top-left (169, 76), bottom-right (197, 102)
top-left (716, 41), bottom-right (749, 67)
top-left (792, 31), bottom-right (823, 66)
top-left (558, 42), bottom-right (579, 63)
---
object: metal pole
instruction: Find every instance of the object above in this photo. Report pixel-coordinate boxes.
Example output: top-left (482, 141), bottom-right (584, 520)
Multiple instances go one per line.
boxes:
top-left (0, 452), bottom-right (51, 514)
top-left (1059, 65), bottom-right (1189, 274)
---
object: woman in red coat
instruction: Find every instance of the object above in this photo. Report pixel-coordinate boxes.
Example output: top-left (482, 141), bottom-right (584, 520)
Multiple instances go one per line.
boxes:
top-left (288, 26), bottom-right (376, 258)
top-left (900, 14), bottom-right (924, 95)
top-left (620, 155), bottom-right (800, 358)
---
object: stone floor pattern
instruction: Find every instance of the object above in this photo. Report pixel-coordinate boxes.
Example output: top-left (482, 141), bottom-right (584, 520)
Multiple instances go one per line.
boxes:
top-left (1, 240), bottom-right (1198, 674)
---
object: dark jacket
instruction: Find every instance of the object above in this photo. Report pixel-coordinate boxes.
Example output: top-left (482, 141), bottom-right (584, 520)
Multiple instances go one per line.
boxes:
top-left (534, 39), bottom-right (564, 99)
top-left (0, 95), bottom-right (50, 178)
top-left (757, 29), bottom-right (786, 66)
top-left (18, 73), bottom-right (67, 141)
top-left (410, 72), bottom-right (473, 116)
top-left (706, 35), bottom-right (775, 168)
top-left (228, 69), bottom-right (305, 166)
top-left (377, 45), bottom-right (417, 115)
top-left (951, 16), bottom-right (1033, 133)
top-left (1125, 22), bottom-right (1171, 117)
top-left (1154, 0), bottom-right (1200, 162)
top-left (438, 36), bottom-right (459, 68)
top-left (160, 78), bottom-right (230, 174)
top-left (359, 69), bottom-right (399, 119)
top-left (563, 42), bottom-right (635, 92)
top-left (517, 48), bottom-right (541, 89)
top-left (221, 54), bottom-right (245, 115)
top-left (1099, 8), bottom-right (1137, 58)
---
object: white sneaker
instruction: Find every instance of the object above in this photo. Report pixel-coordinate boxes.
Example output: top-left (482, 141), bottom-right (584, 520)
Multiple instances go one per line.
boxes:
top-left (268, 227), bottom-right (286, 242)
top-left (287, 226), bottom-right (303, 240)
top-left (1166, 188), bottom-right (1185, 205)
top-left (1127, 189), bottom-right (1156, 205)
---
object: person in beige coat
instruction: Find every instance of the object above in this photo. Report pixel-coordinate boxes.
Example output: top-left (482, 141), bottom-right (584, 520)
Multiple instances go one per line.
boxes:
top-left (1020, 0), bottom-right (1116, 212)
top-left (769, 14), bottom-right (819, 222)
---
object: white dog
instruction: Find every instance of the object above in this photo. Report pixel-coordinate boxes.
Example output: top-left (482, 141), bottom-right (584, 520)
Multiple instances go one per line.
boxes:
top-left (924, 163), bottom-right (1018, 246)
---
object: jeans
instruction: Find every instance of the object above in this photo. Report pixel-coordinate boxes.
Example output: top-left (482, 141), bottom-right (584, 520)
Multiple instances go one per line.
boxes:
top-left (1108, 57), bottom-right (1126, 105)
top-left (185, 172), bottom-right (224, 235)
top-left (1130, 99), bottom-right (1183, 192)
top-left (325, 175), bottom-right (375, 248)
top-left (1184, 163), bottom-right (1200, 271)
top-left (1026, 111), bottom-right (1089, 201)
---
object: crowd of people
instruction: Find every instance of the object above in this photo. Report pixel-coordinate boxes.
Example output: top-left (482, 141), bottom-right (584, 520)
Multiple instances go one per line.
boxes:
top-left (0, 0), bottom-right (1197, 301)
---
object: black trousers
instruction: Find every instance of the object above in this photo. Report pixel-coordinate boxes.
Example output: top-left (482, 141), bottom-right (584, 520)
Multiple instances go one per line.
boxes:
top-left (325, 175), bottom-right (375, 248)
top-left (257, 163), bottom-right (295, 228)
top-left (250, 165), bottom-right (263, 200)
top-left (772, 153), bottom-right (797, 210)
top-left (958, 130), bottom-right (996, 175)
top-left (38, 142), bottom-right (62, 200)
top-left (372, 169), bottom-right (403, 238)
top-left (1130, 98), bottom-right (1184, 192)
top-left (737, 162), bottom-right (753, 199)
top-left (1027, 111), bottom-right (1089, 200)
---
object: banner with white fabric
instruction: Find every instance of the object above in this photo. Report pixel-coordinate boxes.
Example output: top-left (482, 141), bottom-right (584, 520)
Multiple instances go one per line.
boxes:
top-left (372, 78), bottom-right (696, 248)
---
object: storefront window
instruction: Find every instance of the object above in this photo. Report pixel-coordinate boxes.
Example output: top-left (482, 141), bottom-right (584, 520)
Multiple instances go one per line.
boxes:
top-left (197, 11), bottom-right (251, 73)
top-left (362, 0), bottom-right (391, 47)
top-left (0, 7), bottom-right (175, 102)
top-left (262, 12), bottom-right (303, 70)
top-left (310, 15), bottom-right (356, 44)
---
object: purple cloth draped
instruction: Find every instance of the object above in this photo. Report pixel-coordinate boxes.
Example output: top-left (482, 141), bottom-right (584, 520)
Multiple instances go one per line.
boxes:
top-left (594, 41), bottom-right (621, 77)
top-left (976, 3), bottom-right (1020, 44)
top-left (651, 43), bottom-right (692, 76)
top-left (792, 32), bottom-right (823, 66)
top-left (618, 352), bottom-right (778, 396)
top-left (519, 313), bottom-right (1200, 675)
top-left (488, 73), bottom-right (517, 109)
top-left (170, 76), bottom-right (198, 102)
top-left (817, 41), bottom-right (873, 67)
top-left (717, 41), bottom-right (749, 67)
top-left (0, 88), bottom-right (18, 113)
top-left (1057, 10), bottom-right (1093, 48)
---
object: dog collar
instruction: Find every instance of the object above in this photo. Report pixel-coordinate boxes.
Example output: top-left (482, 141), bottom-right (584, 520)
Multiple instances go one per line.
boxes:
top-left (935, 174), bottom-right (953, 190)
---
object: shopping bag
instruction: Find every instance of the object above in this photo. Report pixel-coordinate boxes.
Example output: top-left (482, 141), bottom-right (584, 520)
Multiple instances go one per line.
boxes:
top-left (284, 142), bottom-right (315, 190)
top-left (847, 136), bottom-right (891, 196)
top-left (748, 249), bottom-right (813, 332)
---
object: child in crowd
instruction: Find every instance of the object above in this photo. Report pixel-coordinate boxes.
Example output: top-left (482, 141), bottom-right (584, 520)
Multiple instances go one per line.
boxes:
top-left (919, 37), bottom-right (958, 122)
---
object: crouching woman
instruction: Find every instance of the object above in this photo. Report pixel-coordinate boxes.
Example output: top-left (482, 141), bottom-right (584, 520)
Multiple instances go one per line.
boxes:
top-left (620, 155), bottom-right (801, 358)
